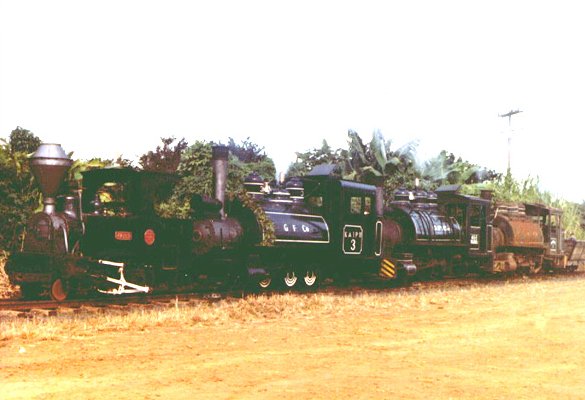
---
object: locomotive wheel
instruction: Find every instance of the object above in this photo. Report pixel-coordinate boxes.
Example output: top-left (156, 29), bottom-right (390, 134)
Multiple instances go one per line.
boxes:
top-left (257, 276), bottom-right (272, 290)
top-left (50, 278), bottom-right (69, 302)
top-left (283, 272), bottom-right (298, 288)
top-left (303, 270), bottom-right (318, 287)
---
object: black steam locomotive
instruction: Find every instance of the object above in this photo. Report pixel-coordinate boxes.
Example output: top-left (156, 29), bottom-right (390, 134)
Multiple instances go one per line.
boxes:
top-left (4, 143), bottom-right (580, 301)
top-left (6, 144), bottom-right (388, 300)
top-left (382, 186), bottom-right (569, 279)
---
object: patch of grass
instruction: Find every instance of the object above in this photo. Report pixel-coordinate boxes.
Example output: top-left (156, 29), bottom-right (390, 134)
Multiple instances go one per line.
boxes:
top-left (0, 291), bottom-right (402, 341)
top-left (2, 275), bottom-right (584, 343)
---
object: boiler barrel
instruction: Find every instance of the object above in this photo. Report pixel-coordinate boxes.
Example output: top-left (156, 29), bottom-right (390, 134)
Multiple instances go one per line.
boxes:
top-left (492, 215), bottom-right (544, 248)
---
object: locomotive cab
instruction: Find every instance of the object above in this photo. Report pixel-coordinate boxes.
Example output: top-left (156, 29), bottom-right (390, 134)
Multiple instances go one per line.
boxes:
top-left (524, 203), bottom-right (567, 270)
top-left (301, 166), bottom-right (383, 277)
top-left (80, 169), bottom-right (185, 260)
top-left (436, 185), bottom-right (492, 256)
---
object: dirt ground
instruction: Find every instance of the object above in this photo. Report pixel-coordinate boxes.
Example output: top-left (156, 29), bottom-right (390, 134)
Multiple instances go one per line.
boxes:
top-left (2, 277), bottom-right (585, 399)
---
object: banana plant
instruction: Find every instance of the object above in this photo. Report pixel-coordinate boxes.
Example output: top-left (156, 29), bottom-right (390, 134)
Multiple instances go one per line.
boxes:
top-left (342, 130), bottom-right (418, 186)
top-left (418, 150), bottom-right (499, 190)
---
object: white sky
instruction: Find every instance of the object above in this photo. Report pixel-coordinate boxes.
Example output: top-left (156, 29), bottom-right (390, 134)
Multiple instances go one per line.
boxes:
top-left (1, 0), bottom-right (584, 202)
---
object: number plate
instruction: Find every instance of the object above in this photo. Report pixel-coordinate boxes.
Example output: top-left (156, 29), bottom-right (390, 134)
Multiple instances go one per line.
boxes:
top-left (343, 225), bottom-right (363, 255)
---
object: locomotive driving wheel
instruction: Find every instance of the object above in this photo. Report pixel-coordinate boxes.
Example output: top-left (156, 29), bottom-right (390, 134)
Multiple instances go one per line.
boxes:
top-left (257, 276), bottom-right (272, 289)
top-left (303, 270), bottom-right (318, 287)
top-left (283, 272), bottom-right (298, 288)
top-left (50, 278), bottom-right (69, 302)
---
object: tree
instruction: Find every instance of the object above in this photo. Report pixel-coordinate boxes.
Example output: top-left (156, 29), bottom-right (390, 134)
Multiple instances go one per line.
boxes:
top-left (0, 128), bottom-right (43, 250)
top-left (157, 138), bottom-right (276, 218)
top-left (342, 130), bottom-right (420, 202)
top-left (462, 169), bottom-right (585, 239)
top-left (285, 130), bottom-right (419, 202)
top-left (342, 130), bottom-right (418, 186)
top-left (227, 137), bottom-right (267, 163)
top-left (286, 140), bottom-right (344, 178)
top-left (9, 126), bottom-right (41, 154)
top-left (419, 150), bottom-right (500, 190)
top-left (65, 157), bottom-right (116, 192)
top-left (139, 137), bottom-right (188, 173)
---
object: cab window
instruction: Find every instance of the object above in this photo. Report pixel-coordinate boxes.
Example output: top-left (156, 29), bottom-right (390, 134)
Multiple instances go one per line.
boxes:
top-left (350, 196), bottom-right (362, 214)
top-left (307, 196), bottom-right (323, 209)
top-left (92, 182), bottom-right (129, 216)
top-left (469, 205), bottom-right (484, 227)
top-left (364, 197), bottom-right (372, 215)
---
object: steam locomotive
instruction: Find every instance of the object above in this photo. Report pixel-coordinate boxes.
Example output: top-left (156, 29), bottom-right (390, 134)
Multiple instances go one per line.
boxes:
top-left (383, 186), bottom-right (569, 279)
top-left (4, 143), bottom-right (582, 301)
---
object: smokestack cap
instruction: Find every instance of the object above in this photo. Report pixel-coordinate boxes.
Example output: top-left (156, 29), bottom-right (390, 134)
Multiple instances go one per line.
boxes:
top-left (30, 143), bottom-right (72, 199)
top-left (212, 145), bottom-right (229, 161)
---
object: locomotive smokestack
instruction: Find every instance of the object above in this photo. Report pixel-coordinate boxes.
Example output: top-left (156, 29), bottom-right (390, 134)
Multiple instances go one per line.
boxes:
top-left (30, 143), bottom-right (72, 215)
top-left (211, 145), bottom-right (229, 219)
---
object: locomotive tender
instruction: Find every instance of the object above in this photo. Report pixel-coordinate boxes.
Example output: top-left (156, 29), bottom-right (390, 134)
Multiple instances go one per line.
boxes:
top-left (4, 143), bottom-right (577, 301)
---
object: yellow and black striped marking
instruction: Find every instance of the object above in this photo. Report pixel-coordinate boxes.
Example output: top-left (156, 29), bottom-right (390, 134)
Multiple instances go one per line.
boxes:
top-left (379, 259), bottom-right (396, 279)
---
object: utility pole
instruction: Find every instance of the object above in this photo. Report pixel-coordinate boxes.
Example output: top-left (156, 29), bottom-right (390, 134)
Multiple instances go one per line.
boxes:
top-left (499, 109), bottom-right (522, 170)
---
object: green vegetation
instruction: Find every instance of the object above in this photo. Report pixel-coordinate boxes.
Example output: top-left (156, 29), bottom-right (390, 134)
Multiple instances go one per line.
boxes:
top-left (419, 150), bottom-right (500, 190)
top-left (154, 137), bottom-right (276, 218)
top-left (462, 169), bottom-right (585, 239)
top-left (0, 127), bottom-right (583, 251)
top-left (0, 128), bottom-right (43, 251)
top-left (287, 129), bottom-right (585, 239)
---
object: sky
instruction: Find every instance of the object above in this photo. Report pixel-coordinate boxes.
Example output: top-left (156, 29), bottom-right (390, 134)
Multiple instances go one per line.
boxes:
top-left (1, 0), bottom-right (584, 202)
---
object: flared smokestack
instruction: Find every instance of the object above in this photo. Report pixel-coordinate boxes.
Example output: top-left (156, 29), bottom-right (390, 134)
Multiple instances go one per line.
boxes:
top-left (212, 145), bottom-right (229, 219)
top-left (30, 143), bottom-right (72, 215)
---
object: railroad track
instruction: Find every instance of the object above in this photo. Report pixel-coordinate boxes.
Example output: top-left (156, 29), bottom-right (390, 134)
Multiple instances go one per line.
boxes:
top-left (0, 291), bottom-right (240, 318)
top-left (2, 271), bottom-right (583, 318)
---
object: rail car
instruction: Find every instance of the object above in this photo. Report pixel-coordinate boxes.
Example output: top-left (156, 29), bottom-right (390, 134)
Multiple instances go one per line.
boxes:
top-left (4, 143), bottom-right (580, 301)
